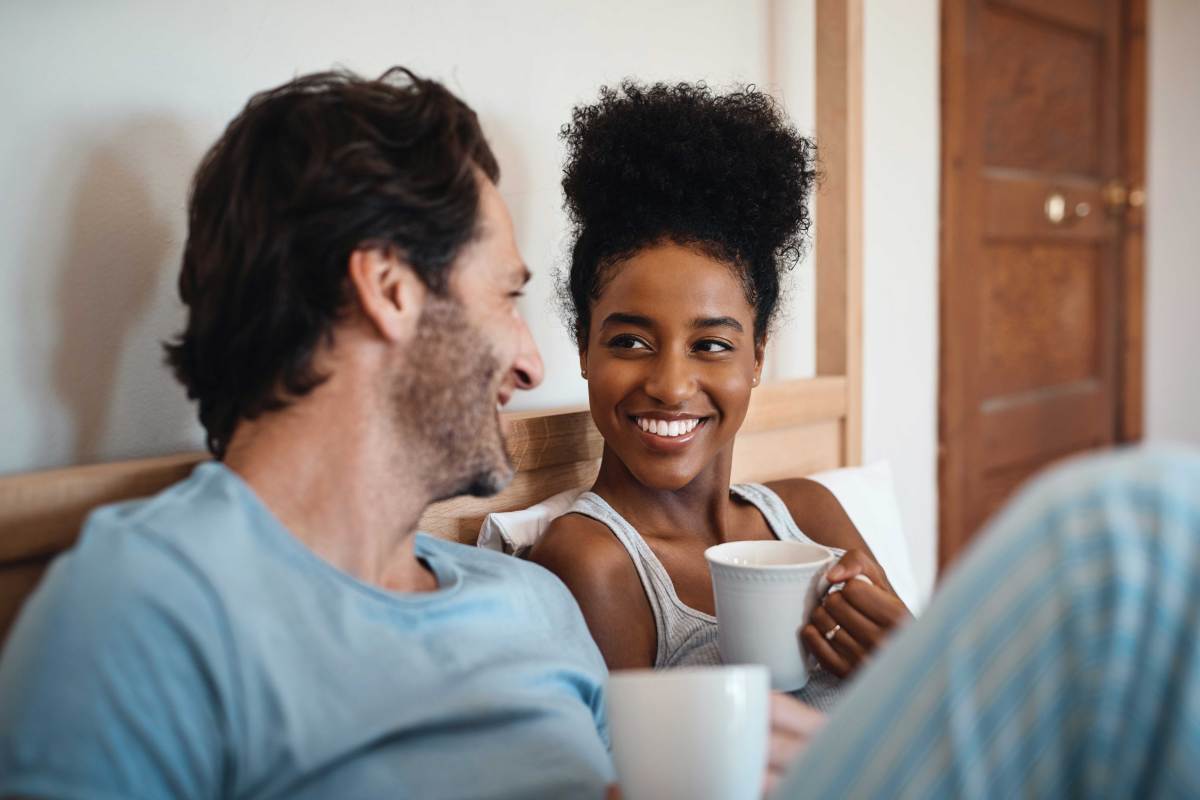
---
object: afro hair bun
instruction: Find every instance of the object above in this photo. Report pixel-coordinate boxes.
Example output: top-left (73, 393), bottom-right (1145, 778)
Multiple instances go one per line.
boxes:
top-left (560, 80), bottom-right (817, 344)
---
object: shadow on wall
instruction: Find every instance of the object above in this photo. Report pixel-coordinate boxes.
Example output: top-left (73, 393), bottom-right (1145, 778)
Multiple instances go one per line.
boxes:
top-left (44, 117), bottom-right (196, 465)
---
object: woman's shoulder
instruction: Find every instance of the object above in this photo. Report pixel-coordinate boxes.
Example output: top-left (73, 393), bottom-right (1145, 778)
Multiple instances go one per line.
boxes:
top-left (530, 509), bottom-right (658, 668)
top-left (761, 476), bottom-right (843, 512)
top-left (529, 511), bottom-right (639, 591)
top-left (761, 477), bottom-right (865, 552)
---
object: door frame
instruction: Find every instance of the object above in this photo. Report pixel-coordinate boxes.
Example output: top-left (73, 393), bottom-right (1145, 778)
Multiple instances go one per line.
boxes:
top-left (936, 0), bottom-right (1147, 574)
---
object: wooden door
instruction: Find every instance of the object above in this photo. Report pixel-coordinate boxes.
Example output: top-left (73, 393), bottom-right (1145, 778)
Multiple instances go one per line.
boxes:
top-left (939, 0), bottom-right (1145, 568)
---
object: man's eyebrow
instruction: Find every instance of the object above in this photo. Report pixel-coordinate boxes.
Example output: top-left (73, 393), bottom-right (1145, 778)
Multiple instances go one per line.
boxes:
top-left (599, 312), bottom-right (653, 329)
top-left (692, 316), bottom-right (744, 333)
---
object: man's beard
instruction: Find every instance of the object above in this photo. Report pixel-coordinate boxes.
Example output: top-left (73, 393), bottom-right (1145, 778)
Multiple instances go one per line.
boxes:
top-left (392, 294), bottom-right (515, 502)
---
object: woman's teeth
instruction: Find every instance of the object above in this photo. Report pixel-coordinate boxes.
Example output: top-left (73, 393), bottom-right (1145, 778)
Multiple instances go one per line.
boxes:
top-left (635, 417), bottom-right (701, 438)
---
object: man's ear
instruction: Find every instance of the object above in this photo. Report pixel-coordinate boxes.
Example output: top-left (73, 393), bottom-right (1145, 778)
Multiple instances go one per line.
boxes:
top-left (347, 247), bottom-right (426, 343)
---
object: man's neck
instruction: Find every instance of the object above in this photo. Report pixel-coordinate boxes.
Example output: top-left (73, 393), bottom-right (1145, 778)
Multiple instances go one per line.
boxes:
top-left (222, 373), bottom-right (438, 593)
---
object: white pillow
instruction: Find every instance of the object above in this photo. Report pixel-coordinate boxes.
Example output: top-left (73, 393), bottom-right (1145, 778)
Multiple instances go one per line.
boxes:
top-left (476, 462), bottom-right (923, 614)
top-left (477, 488), bottom-right (584, 557)
top-left (808, 461), bottom-right (923, 614)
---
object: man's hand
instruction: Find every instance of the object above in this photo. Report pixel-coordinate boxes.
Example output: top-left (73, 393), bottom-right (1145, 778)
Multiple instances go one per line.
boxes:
top-left (801, 549), bottom-right (911, 678)
top-left (765, 693), bottom-right (827, 796)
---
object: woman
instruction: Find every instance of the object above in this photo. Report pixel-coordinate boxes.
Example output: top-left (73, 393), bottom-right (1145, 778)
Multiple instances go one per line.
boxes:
top-left (530, 82), bottom-right (910, 709)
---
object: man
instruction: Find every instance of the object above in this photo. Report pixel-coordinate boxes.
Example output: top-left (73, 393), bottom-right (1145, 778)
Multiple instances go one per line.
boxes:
top-left (0, 68), bottom-right (613, 798)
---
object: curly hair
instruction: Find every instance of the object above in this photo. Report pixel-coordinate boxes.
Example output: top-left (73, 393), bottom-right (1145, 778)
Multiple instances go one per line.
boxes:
top-left (559, 81), bottom-right (817, 346)
top-left (164, 67), bottom-right (498, 458)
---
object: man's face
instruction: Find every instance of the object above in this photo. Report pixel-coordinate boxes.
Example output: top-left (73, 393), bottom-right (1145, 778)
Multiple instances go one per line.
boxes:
top-left (393, 178), bottom-right (543, 501)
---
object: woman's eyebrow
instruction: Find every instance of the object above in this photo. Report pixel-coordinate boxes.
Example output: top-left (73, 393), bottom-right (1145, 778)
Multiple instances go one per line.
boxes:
top-left (599, 312), bottom-right (654, 329)
top-left (692, 316), bottom-right (743, 333)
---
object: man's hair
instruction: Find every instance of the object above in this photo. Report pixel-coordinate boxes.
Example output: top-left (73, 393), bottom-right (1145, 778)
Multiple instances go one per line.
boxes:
top-left (164, 67), bottom-right (499, 458)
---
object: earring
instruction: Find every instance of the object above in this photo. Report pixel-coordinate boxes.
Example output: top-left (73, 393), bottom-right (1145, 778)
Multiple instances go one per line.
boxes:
top-left (581, 369), bottom-right (588, 379)
top-left (752, 375), bottom-right (760, 386)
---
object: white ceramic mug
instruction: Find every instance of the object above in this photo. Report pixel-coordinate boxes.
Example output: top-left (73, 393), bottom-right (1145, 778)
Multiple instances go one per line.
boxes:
top-left (606, 665), bottom-right (769, 800)
top-left (705, 540), bottom-right (836, 691)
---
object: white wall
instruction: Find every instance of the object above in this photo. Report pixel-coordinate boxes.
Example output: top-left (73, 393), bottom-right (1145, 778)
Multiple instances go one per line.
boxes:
top-left (0, 1), bottom-right (951, 599)
top-left (862, 0), bottom-right (940, 602)
top-left (0, 0), bottom-right (817, 474)
top-left (12, 1), bottom-right (1187, 605)
top-left (853, 0), bottom-right (1200, 600)
top-left (1146, 0), bottom-right (1200, 445)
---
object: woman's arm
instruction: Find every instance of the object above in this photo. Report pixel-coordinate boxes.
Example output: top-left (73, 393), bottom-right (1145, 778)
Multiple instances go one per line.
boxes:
top-left (529, 514), bottom-right (657, 670)
top-left (767, 478), bottom-right (912, 676)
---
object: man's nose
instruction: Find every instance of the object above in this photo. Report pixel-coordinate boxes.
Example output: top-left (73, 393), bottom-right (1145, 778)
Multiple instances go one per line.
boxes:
top-left (512, 317), bottom-right (544, 391)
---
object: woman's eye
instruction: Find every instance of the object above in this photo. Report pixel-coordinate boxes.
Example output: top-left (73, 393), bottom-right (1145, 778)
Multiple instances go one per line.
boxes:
top-left (694, 339), bottom-right (733, 353)
top-left (608, 335), bottom-right (649, 350)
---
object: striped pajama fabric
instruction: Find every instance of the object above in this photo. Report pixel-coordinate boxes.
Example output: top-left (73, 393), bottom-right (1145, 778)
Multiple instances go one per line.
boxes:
top-left (776, 446), bottom-right (1200, 799)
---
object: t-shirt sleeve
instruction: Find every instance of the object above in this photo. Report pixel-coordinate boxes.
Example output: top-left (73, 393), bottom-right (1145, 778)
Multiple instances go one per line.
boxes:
top-left (0, 525), bottom-right (232, 800)
top-left (533, 566), bottom-right (612, 751)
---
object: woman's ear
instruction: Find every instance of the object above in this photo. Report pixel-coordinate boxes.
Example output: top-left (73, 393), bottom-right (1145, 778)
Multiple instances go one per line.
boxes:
top-left (753, 336), bottom-right (767, 387)
top-left (577, 325), bottom-right (589, 379)
top-left (347, 247), bottom-right (426, 343)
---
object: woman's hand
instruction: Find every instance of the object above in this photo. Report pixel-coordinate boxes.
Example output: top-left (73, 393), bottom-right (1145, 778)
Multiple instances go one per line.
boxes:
top-left (801, 549), bottom-right (911, 678)
top-left (764, 693), bottom-right (827, 796)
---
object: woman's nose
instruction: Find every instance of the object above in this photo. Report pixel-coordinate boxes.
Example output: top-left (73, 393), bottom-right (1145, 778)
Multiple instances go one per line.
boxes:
top-left (643, 353), bottom-right (695, 406)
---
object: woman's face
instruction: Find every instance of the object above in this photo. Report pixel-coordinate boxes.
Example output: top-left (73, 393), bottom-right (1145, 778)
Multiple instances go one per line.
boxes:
top-left (583, 242), bottom-right (764, 491)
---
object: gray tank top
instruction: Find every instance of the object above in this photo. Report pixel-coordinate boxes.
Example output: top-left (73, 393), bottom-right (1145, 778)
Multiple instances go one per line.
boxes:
top-left (566, 483), bottom-right (845, 711)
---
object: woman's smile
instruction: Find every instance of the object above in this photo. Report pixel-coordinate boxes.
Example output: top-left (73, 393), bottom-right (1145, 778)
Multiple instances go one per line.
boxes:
top-left (628, 414), bottom-right (710, 451)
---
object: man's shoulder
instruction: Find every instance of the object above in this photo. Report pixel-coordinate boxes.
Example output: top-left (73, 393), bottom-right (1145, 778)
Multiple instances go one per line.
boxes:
top-left (78, 461), bottom-right (280, 580)
top-left (420, 534), bottom-right (572, 596)
top-left (33, 461), bottom-right (264, 628)
top-left (3, 472), bottom-right (234, 697)
top-left (418, 535), bottom-right (593, 637)
top-left (88, 460), bottom-right (250, 545)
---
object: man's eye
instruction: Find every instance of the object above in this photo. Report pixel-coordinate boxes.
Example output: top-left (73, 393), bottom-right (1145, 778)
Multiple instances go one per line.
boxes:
top-left (508, 291), bottom-right (525, 299)
top-left (695, 339), bottom-right (733, 353)
top-left (608, 335), bottom-right (649, 350)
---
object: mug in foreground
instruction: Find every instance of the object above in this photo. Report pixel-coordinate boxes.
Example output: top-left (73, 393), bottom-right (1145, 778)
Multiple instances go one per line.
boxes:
top-left (606, 665), bottom-right (769, 800)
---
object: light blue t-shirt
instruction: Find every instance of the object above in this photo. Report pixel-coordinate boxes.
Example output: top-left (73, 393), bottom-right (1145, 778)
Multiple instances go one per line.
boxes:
top-left (0, 462), bottom-right (614, 800)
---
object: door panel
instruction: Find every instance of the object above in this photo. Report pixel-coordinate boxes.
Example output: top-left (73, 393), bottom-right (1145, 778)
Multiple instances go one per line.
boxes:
top-left (979, 243), bottom-right (1102, 398)
top-left (979, 387), bottom-right (1108, 471)
top-left (982, 7), bottom-right (1103, 176)
top-left (992, 0), bottom-right (1108, 34)
top-left (939, 0), bottom-right (1139, 569)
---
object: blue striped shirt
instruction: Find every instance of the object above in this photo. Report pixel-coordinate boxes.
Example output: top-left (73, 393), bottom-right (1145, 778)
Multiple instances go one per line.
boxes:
top-left (776, 446), bottom-right (1200, 798)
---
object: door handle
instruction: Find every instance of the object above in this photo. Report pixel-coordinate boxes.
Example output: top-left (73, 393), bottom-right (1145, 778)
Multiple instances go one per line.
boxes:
top-left (1044, 192), bottom-right (1090, 225)
top-left (1102, 180), bottom-right (1146, 215)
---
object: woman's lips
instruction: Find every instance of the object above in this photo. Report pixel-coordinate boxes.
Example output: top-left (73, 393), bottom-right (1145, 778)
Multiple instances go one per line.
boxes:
top-left (627, 415), bottom-right (708, 451)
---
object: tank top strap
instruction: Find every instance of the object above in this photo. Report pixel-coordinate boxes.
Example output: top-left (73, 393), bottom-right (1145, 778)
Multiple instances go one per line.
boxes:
top-left (564, 491), bottom-right (707, 666)
top-left (730, 483), bottom-right (846, 558)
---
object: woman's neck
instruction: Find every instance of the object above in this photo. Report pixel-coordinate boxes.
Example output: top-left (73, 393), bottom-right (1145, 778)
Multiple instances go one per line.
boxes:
top-left (589, 444), bottom-right (739, 543)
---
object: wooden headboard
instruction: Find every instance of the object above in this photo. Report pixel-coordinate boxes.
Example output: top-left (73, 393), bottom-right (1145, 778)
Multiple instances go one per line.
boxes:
top-left (0, 0), bottom-right (862, 647)
top-left (0, 378), bottom-right (850, 643)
